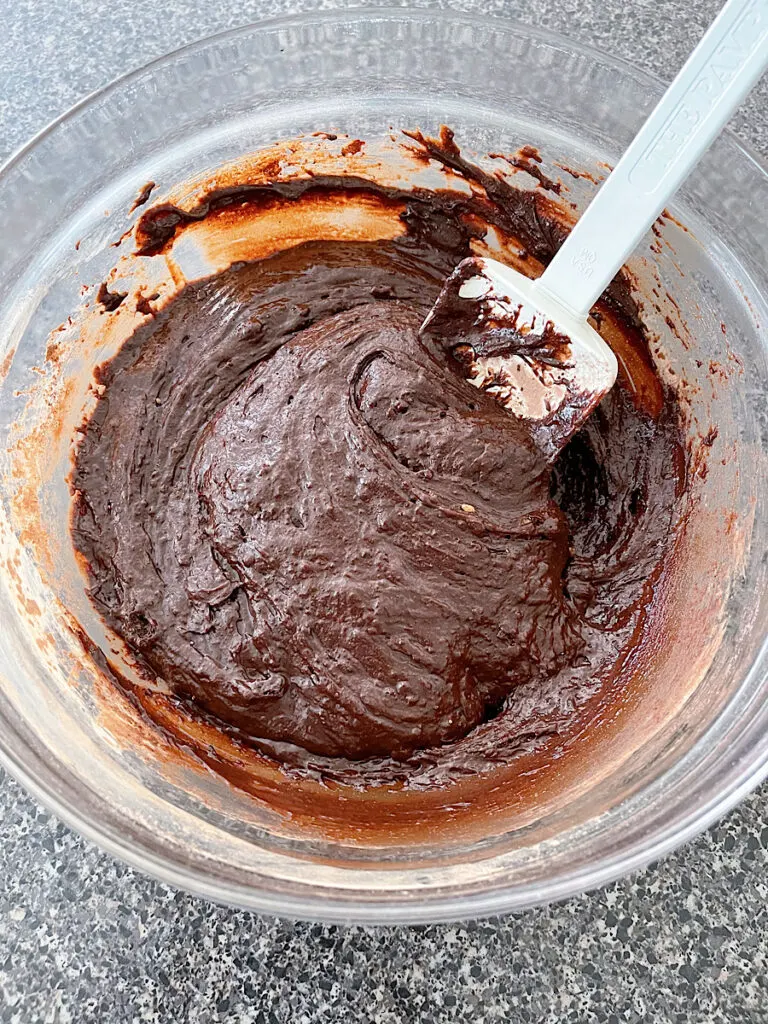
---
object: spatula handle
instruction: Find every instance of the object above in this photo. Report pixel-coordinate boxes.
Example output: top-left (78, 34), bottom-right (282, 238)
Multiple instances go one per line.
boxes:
top-left (538, 0), bottom-right (768, 318)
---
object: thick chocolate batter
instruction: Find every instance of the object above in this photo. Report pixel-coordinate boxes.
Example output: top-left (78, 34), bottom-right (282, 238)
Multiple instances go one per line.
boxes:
top-left (70, 131), bottom-right (685, 792)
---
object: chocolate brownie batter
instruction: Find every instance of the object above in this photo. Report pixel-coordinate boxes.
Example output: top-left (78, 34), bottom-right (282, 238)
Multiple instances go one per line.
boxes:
top-left (70, 131), bottom-right (685, 793)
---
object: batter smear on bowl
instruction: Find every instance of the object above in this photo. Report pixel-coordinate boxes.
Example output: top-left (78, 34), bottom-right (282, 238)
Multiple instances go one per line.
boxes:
top-left (70, 129), bottom-right (685, 801)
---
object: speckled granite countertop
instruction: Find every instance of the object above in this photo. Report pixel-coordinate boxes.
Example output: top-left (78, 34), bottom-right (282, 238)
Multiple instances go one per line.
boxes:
top-left (1, 1), bottom-right (768, 1021)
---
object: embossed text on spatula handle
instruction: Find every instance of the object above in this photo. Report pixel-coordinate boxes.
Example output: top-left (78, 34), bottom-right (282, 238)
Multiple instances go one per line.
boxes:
top-left (628, 0), bottom-right (768, 192)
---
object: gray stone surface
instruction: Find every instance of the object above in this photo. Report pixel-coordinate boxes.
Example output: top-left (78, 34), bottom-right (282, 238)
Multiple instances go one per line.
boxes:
top-left (1, 0), bottom-right (767, 1020)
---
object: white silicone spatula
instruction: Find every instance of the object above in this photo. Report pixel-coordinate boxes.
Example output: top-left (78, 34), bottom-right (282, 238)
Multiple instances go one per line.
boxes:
top-left (423, 0), bottom-right (768, 458)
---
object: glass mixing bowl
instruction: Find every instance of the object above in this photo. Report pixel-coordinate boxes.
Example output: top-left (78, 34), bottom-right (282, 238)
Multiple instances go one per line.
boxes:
top-left (1, 9), bottom-right (767, 924)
